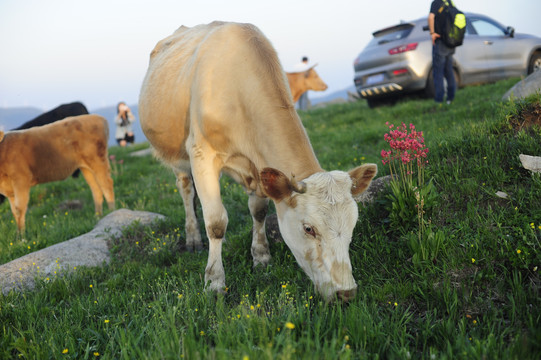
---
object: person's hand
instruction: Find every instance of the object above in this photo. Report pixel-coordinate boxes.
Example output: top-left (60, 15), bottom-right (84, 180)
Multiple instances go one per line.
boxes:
top-left (431, 32), bottom-right (440, 45)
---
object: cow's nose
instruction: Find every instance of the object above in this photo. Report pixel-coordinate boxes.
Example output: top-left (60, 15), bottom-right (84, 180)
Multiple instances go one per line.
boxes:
top-left (337, 288), bottom-right (356, 302)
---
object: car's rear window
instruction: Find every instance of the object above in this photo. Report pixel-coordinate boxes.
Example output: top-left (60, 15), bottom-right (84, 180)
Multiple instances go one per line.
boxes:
top-left (368, 24), bottom-right (415, 46)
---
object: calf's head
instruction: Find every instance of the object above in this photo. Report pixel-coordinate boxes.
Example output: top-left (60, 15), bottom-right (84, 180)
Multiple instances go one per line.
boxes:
top-left (260, 164), bottom-right (377, 302)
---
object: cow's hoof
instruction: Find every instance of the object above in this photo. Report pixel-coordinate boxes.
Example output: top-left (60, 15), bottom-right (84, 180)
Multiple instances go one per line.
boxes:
top-left (204, 281), bottom-right (226, 295)
top-left (186, 242), bottom-right (203, 252)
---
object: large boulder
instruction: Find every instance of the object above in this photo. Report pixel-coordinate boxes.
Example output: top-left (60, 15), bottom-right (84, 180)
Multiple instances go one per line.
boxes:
top-left (0, 209), bottom-right (165, 295)
top-left (502, 71), bottom-right (541, 101)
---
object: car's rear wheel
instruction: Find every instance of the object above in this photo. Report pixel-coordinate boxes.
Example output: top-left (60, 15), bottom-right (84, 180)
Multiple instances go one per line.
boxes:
top-left (425, 68), bottom-right (460, 99)
top-left (528, 52), bottom-right (541, 74)
top-left (366, 97), bottom-right (397, 109)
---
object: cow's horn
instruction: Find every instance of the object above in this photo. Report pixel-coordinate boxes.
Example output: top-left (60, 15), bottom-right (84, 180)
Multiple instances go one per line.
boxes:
top-left (290, 174), bottom-right (307, 194)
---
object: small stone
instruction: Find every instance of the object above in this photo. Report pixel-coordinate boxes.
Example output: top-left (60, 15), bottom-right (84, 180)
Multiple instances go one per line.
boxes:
top-left (495, 191), bottom-right (508, 199)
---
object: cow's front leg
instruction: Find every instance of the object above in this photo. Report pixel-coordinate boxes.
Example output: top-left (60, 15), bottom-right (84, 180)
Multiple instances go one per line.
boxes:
top-left (175, 171), bottom-right (202, 251)
top-left (248, 194), bottom-right (271, 267)
top-left (189, 143), bottom-right (227, 293)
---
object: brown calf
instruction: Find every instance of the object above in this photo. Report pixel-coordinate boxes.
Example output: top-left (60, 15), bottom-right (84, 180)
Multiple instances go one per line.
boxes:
top-left (0, 114), bottom-right (115, 232)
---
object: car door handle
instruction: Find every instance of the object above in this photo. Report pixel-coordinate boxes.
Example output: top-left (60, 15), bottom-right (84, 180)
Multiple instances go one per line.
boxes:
top-left (484, 40), bottom-right (493, 45)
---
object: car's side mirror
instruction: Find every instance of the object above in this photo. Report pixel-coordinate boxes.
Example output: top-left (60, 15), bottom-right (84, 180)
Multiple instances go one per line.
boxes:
top-left (506, 26), bottom-right (515, 38)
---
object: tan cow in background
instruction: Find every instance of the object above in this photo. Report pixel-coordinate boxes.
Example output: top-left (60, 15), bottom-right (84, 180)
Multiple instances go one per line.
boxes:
top-left (286, 65), bottom-right (328, 103)
top-left (139, 21), bottom-right (376, 302)
top-left (0, 115), bottom-right (115, 233)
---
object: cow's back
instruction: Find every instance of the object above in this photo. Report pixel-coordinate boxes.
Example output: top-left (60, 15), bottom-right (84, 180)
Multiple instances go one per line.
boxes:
top-left (139, 21), bottom-right (297, 170)
top-left (0, 114), bottom-right (109, 185)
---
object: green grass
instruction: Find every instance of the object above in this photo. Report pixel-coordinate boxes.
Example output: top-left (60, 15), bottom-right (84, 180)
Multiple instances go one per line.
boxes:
top-left (1, 78), bottom-right (540, 359)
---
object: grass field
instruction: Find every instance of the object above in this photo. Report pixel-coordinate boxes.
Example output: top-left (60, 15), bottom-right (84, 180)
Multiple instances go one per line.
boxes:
top-left (1, 78), bottom-right (540, 359)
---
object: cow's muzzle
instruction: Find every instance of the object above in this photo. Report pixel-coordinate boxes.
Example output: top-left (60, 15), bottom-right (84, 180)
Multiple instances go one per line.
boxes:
top-left (336, 288), bottom-right (357, 302)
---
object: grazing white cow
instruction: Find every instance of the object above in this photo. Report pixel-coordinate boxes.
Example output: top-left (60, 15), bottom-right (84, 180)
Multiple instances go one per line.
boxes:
top-left (139, 21), bottom-right (377, 302)
top-left (0, 115), bottom-right (115, 233)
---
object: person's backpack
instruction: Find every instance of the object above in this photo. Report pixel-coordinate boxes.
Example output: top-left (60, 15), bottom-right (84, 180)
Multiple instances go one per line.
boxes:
top-left (439, 0), bottom-right (466, 48)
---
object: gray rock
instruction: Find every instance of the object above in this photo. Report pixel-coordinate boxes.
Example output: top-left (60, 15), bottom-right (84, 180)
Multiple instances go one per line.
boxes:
top-left (502, 71), bottom-right (541, 101)
top-left (0, 209), bottom-right (165, 295)
top-left (519, 154), bottom-right (541, 173)
top-left (130, 148), bottom-right (152, 157)
top-left (355, 175), bottom-right (392, 205)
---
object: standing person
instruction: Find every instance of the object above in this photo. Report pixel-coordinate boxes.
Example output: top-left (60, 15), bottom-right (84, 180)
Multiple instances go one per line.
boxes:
top-left (429, 0), bottom-right (457, 105)
top-left (114, 102), bottom-right (136, 147)
top-left (293, 56), bottom-right (310, 110)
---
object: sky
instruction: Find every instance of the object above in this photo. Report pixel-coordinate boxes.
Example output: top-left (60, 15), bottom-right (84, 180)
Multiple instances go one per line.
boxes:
top-left (0, 0), bottom-right (539, 111)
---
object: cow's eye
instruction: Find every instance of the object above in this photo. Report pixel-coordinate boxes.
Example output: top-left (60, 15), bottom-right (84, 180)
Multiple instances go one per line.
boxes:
top-left (303, 224), bottom-right (316, 237)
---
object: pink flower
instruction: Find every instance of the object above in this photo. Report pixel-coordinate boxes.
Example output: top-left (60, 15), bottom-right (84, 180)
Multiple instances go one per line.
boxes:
top-left (381, 122), bottom-right (429, 168)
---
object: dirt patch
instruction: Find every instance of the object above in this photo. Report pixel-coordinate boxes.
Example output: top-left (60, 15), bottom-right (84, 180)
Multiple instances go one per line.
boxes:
top-left (508, 102), bottom-right (541, 132)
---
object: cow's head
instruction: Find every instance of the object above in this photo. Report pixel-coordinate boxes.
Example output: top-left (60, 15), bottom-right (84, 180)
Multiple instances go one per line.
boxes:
top-left (305, 65), bottom-right (328, 92)
top-left (260, 164), bottom-right (377, 302)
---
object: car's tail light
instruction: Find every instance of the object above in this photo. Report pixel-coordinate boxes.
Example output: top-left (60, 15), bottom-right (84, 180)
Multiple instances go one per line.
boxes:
top-left (388, 42), bottom-right (418, 55)
top-left (393, 69), bottom-right (408, 76)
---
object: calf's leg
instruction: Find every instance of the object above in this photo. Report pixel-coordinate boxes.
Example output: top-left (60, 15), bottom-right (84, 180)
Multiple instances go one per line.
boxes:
top-left (92, 163), bottom-right (115, 211)
top-left (7, 188), bottom-right (30, 233)
top-left (79, 168), bottom-right (105, 215)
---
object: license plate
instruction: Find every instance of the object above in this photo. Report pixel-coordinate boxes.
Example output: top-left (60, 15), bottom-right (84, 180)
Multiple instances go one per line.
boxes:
top-left (365, 73), bottom-right (384, 85)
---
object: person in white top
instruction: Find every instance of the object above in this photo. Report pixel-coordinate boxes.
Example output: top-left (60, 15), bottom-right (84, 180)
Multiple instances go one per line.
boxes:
top-left (114, 102), bottom-right (136, 147)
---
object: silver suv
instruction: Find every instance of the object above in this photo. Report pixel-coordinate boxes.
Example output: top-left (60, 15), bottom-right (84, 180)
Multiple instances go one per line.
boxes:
top-left (353, 13), bottom-right (541, 107)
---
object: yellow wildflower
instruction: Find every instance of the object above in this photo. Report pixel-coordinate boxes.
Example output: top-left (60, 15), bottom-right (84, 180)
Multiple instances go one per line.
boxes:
top-left (285, 322), bottom-right (295, 329)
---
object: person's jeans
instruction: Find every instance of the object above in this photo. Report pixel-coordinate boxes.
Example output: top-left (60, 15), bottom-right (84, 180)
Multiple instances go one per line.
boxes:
top-left (432, 40), bottom-right (456, 103)
top-left (298, 92), bottom-right (309, 110)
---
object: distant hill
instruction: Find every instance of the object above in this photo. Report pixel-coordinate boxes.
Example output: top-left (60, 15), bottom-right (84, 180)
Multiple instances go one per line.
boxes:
top-left (311, 85), bottom-right (357, 105)
top-left (0, 85), bottom-right (357, 146)
top-left (0, 107), bottom-right (43, 131)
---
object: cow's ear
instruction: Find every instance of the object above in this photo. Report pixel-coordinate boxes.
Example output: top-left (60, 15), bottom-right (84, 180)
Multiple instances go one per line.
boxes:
top-left (0, 131), bottom-right (4, 143)
top-left (260, 167), bottom-right (308, 202)
top-left (349, 163), bottom-right (377, 197)
top-left (260, 168), bottom-right (292, 201)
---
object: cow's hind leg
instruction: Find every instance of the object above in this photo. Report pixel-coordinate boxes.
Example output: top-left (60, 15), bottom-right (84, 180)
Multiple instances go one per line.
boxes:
top-left (79, 167), bottom-right (105, 215)
top-left (248, 194), bottom-right (271, 267)
top-left (175, 171), bottom-right (202, 251)
top-left (7, 187), bottom-right (30, 235)
top-left (189, 145), bottom-right (228, 293)
top-left (88, 159), bottom-right (115, 211)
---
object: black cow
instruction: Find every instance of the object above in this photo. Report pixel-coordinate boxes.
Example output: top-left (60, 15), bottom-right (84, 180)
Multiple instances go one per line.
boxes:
top-left (1, 102), bottom-right (89, 205)
top-left (12, 102), bottom-right (89, 130)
